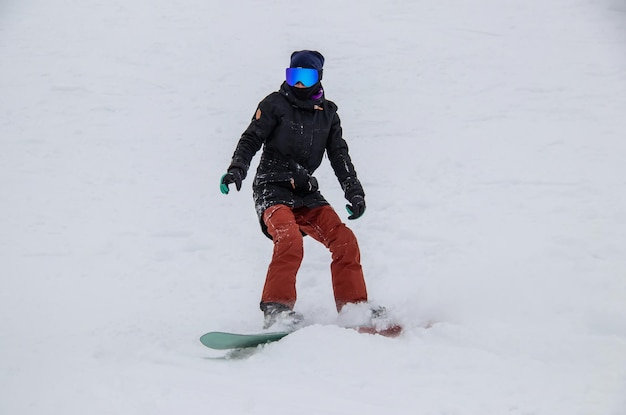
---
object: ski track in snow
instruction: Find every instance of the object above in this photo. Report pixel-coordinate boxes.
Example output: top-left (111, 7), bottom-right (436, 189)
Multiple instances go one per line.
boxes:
top-left (1, 0), bottom-right (626, 414)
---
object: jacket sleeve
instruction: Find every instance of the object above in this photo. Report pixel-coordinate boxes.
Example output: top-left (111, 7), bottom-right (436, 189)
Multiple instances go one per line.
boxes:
top-left (326, 111), bottom-right (365, 200)
top-left (228, 96), bottom-right (278, 178)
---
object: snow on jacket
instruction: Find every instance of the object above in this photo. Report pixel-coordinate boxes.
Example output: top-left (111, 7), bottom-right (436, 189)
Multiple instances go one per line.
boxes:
top-left (228, 81), bottom-right (365, 239)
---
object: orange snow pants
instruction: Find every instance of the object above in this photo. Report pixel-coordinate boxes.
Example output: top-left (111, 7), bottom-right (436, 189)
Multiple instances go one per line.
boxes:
top-left (261, 204), bottom-right (368, 311)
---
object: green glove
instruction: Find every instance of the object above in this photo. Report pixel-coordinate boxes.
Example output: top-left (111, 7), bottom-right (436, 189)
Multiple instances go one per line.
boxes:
top-left (220, 168), bottom-right (244, 194)
top-left (346, 195), bottom-right (366, 220)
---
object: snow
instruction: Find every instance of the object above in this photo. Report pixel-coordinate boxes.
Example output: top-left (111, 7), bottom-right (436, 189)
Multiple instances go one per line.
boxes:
top-left (1, 0), bottom-right (626, 413)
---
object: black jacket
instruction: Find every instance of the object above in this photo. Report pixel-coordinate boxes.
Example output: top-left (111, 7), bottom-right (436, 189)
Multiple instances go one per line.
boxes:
top-left (228, 82), bottom-right (364, 238)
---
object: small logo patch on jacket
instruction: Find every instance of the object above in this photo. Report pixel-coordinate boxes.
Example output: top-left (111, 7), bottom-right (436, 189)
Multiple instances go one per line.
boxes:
top-left (255, 108), bottom-right (262, 120)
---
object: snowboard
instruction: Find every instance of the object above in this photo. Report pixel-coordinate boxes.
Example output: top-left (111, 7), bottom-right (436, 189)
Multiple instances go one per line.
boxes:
top-left (200, 331), bottom-right (290, 350)
top-left (354, 324), bottom-right (403, 337)
top-left (199, 324), bottom-right (403, 350)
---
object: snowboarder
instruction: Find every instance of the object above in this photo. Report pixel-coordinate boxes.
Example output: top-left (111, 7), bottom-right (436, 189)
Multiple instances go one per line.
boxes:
top-left (220, 50), bottom-right (381, 330)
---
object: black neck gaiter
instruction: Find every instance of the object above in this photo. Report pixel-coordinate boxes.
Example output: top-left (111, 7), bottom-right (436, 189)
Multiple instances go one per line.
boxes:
top-left (291, 82), bottom-right (321, 101)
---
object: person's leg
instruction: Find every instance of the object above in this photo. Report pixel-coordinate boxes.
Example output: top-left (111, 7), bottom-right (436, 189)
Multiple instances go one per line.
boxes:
top-left (295, 206), bottom-right (367, 311)
top-left (260, 205), bottom-right (304, 309)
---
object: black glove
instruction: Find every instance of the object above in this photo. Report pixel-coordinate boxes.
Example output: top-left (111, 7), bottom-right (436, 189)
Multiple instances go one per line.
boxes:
top-left (346, 195), bottom-right (366, 220)
top-left (220, 168), bottom-right (244, 194)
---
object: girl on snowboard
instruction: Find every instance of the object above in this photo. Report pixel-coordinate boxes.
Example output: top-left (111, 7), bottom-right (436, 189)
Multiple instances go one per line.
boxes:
top-left (220, 50), bottom-right (388, 331)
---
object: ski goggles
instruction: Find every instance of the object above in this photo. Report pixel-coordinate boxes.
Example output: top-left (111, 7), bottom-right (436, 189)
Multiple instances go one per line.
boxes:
top-left (285, 67), bottom-right (321, 87)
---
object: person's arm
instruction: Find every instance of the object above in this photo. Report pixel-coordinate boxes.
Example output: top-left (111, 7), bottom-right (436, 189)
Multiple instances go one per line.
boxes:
top-left (221, 97), bottom-right (278, 193)
top-left (326, 112), bottom-right (366, 219)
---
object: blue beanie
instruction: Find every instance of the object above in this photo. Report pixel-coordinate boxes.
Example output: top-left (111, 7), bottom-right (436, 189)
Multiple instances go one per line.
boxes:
top-left (290, 50), bottom-right (325, 71)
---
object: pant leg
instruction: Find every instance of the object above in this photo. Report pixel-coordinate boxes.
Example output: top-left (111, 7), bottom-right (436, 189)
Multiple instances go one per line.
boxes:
top-left (295, 206), bottom-right (368, 311)
top-left (261, 204), bottom-right (303, 309)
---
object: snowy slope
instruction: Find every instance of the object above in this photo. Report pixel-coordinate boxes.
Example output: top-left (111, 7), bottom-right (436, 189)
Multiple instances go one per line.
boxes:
top-left (1, 0), bottom-right (626, 414)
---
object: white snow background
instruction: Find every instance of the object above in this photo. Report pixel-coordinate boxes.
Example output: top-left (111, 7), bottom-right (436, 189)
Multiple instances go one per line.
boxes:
top-left (2, 0), bottom-right (626, 414)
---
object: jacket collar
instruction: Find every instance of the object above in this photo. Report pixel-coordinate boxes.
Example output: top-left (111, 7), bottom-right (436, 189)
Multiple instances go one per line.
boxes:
top-left (279, 82), bottom-right (325, 111)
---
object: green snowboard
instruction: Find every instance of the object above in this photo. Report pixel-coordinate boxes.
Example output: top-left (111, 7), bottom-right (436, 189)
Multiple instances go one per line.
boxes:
top-left (200, 331), bottom-right (291, 350)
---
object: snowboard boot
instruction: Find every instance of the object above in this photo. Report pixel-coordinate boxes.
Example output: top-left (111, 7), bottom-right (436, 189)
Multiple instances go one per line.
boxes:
top-left (367, 305), bottom-right (402, 336)
top-left (369, 306), bottom-right (392, 329)
top-left (338, 303), bottom-right (402, 336)
top-left (261, 302), bottom-right (304, 332)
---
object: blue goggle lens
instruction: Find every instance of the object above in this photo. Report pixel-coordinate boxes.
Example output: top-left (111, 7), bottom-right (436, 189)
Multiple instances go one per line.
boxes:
top-left (286, 67), bottom-right (320, 87)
